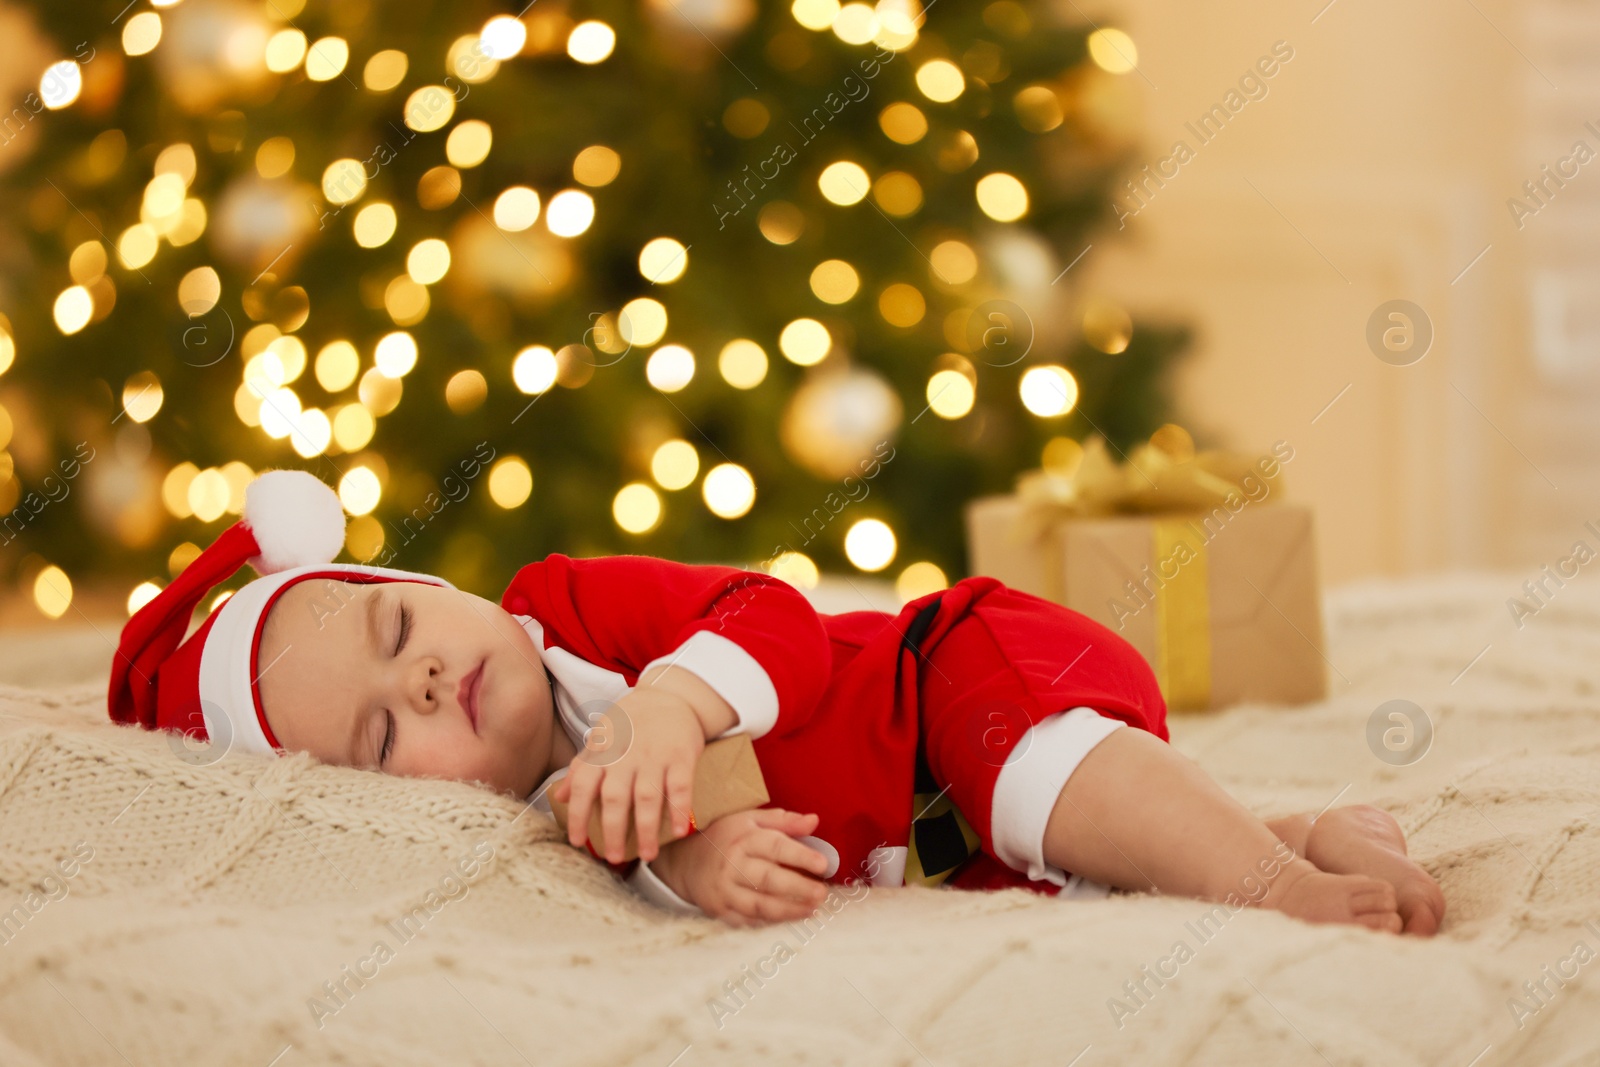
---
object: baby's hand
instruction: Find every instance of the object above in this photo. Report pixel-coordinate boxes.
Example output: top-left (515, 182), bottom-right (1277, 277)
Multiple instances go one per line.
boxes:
top-left (676, 808), bottom-right (831, 926)
top-left (553, 686), bottom-right (704, 863)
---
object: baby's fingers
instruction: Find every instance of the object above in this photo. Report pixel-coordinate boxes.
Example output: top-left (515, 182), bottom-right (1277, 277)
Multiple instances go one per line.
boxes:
top-left (759, 864), bottom-right (830, 907)
top-left (599, 767), bottom-right (635, 863)
top-left (730, 852), bottom-right (828, 903)
top-left (750, 808), bottom-right (819, 834)
top-left (761, 831), bottom-right (833, 879)
top-left (563, 766), bottom-right (599, 850)
top-left (726, 877), bottom-right (824, 925)
top-left (665, 758), bottom-right (695, 838)
top-left (634, 772), bottom-right (665, 863)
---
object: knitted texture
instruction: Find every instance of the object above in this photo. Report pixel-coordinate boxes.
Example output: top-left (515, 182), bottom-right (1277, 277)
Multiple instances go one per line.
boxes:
top-left (2, 571), bottom-right (1599, 1064)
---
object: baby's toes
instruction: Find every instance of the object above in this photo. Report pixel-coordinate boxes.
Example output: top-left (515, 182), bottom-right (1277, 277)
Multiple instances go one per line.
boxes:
top-left (1348, 878), bottom-right (1401, 929)
top-left (1360, 909), bottom-right (1405, 934)
top-left (1399, 883), bottom-right (1445, 936)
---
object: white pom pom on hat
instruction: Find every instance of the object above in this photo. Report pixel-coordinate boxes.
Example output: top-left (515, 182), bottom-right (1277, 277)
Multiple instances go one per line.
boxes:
top-left (243, 468), bottom-right (347, 575)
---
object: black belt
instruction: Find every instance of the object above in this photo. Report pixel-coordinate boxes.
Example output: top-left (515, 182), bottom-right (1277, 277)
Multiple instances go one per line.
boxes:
top-left (901, 593), bottom-right (944, 658)
top-left (903, 594), bottom-right (945, 797)
top-left (900, 592), bottom-right (982, 881)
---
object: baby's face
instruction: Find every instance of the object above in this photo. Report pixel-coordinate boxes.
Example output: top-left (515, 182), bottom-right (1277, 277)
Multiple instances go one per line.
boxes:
top-left (256, 578), bottom-right (554, 798)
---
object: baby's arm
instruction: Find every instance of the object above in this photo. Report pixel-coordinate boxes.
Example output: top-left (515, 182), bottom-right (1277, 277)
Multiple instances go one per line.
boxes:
top-left (505, 552), bottom-right (835, 741)
top-left (636, 661), bottom-right (737, 739)
top-left (633, 808), bottom-right (830, 925)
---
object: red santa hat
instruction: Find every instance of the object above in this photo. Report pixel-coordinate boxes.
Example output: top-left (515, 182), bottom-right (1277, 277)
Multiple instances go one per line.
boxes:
top-left (107, 468), bottom-right (454, 756)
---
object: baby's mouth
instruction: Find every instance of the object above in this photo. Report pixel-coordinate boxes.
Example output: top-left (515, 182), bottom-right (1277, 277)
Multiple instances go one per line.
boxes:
top-left (460, 659), bottom-right (485, 734)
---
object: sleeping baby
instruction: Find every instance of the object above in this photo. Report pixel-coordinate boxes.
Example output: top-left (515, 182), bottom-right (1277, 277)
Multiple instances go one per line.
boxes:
top-left (108, 470), bottom-right (1444, 933)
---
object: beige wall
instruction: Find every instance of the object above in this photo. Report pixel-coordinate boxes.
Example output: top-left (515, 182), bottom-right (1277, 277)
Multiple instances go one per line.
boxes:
top-left (1081, 0), bottom-right (1598, 585)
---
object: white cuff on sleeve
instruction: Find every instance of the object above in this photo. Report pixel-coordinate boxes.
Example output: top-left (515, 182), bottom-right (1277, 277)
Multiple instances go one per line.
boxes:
top-left (989, 706), bottom-right (1124, 892)
top-left (641, 630), bottom-right (780, 740)
top-left (627, 858), bottom-right (704, 916)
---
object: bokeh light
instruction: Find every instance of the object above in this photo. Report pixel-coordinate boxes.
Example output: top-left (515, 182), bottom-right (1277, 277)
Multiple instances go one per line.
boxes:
top-left (403, 86), bottom-right (456, 132)
top-left (122, 15), bottom-right (163, 59)
top-left (406, 239), bottom-right (451, 284)
top-left (930, 240), bottom-right (978, 285)
top-left (322, 159), bottom-right (367, 206)
top-left (646, 345), bottom-right (695, 392)
top-left (702, 463), bottom-right (755, 519)
top-left (446, 369), bottom-right (488, 413)
top-left (872, 171), bottom-right (922, 216)
top-left (34, 566), bottom-right (72, 619)
top-left (573, 145), bottom-right (621, 186)
top-left (844, 518), bottom-right (897, 571)
top-left (489, 457), bottom-right (534, 508)
top-left (265, 29), bottom-right (307, 72)
top-left (639, 238), bottom-right (688, 283)
top-left (188, 468), bottom-right (230, 522)
top-left (878, 102), bottom-right (927, 144)
top-left (446, 121), bottom-right (493, 168)
top-left (493, 186), bottom-right (541, 231)
top-left (332, 404), bottom-right (375, 451)
top-left (759, 202), bottom-right (805, 245)
top-left (779, 318), bottom-right (831, 365)
top-left (128, 581), bottom-right (163, 616)
top-left (614, 482), bottom-right (662, 533)
top-left (976, 172), bottom-right (1029, 222)
top-left (878, 283), bottom-right (925, 327)
top-left (353, 202), bottom-right (397, 247)
top-left (123, 371), bottom-right (164, 423)
top-left (915, 59), bottom-right (964, 102)
top-left (1019, 365), bottom-right (1079, 417)
top-left (118, 224), bottom-right (158, 269)
top-left (364, 49), bottom-right (408, 91)
top-left (374, 331), bottom-right (418, 377)
top-left (818, 161), bottom-right (870, 205)
top-left (545, 190), bottom-right (595, 236)
top-left (792, 0), bottom-right (841, 31)
top-left (53, 286), bottom-right (92, 335)
top-left (718, 339), bottom-right (768, 389)
top-left (339, 467), bottom-right (382, 516)
top-left (651, 439), bottom-right (699, 490)
top-left (833, 3), bottom-right (878, 45)
top-left (810, 260), bottom-right (860, 304)
top-left (568, 21), bottom-right (616, 63)
top-left (1087, 28), bottom-right (1138, 74)
top-left (619, 298), bottom-right (668, 346)
top-left (768, 551), bottom-right (820, 589)
top-left (305, 37), bottom-right (350, 82)
top-left (896, 561), bottom-right (948, 602)
top-left (512, 345), bottom-right (558, 393)
top-left (925, 369), bottom-right (974, 419)
top-left (480, 15), bottom-right (528, 59)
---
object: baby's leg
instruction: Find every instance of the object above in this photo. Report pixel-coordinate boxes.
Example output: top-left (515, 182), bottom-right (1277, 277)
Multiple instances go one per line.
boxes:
top-left (1040, 728), bottom-right (1403, 932)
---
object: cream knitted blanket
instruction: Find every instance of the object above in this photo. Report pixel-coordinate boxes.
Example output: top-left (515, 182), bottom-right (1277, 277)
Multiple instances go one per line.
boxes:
top-left (1, 571), bottom-right (1597, 1066)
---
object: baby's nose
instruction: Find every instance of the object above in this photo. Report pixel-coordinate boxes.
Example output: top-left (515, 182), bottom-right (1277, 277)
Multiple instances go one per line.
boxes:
top-left (416, 664), bottom-right (442, 714)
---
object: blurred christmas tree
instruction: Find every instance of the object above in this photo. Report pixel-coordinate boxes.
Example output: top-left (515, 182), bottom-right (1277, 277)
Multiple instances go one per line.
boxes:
top-left (0, 0), bottom-right (1188, 616)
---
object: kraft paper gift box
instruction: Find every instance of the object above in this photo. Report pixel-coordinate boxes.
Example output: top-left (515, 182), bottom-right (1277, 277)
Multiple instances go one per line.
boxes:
top-left (548, 731), bottom-right (770, 862)
top-left (964, 434), bottom-right (1328, 712)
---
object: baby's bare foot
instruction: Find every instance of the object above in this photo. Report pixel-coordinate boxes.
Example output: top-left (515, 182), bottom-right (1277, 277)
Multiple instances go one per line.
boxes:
top-left (1305, 804), bottom-right (1445, 936)
top-left (1257, 860), bottom-right (1403, 933)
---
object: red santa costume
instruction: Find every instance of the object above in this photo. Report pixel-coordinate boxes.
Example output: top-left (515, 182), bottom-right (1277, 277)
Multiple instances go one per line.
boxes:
top-left (505, 550), bottom-right (1170, 915)
top-left (107, 469), bottom-right (1170, 918)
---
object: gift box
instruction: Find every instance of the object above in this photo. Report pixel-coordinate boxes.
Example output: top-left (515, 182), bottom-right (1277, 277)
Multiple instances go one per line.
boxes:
top-left (548, 731), bottom-right (770, 862)
top-left (964, 429), bottom-right (1327, 711)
